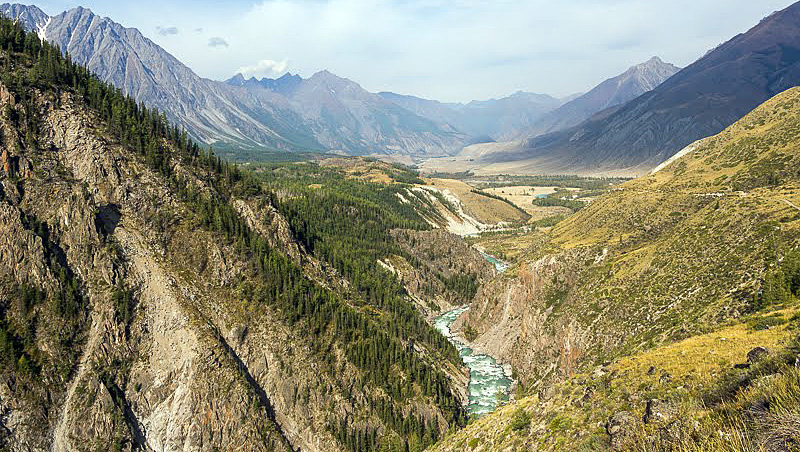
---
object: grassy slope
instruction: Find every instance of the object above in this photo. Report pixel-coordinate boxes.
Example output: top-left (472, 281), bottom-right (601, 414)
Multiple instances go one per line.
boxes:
top-left (435, 87), bottom-right (800, 451)
top-left (546, 86), bottom-right (800, 361)
top-left (426, 178), bottom-right (530, 225)
top-left (433, 310), bottom-right (799, 451)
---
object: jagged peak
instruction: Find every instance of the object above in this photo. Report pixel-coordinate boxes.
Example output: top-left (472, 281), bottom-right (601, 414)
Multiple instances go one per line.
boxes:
top-left (64, 5), bottom-right (95, 18)
top-left (276, 72), bottom-right (300, 81)
top-left (0, 3), bottom-right (50, 30)
top-left (629, 56), bottom-right (679, 73)
top-left (307, 69), bottom-right (361, 90)
top-left (310, 69), bottom-right (341, 81)
top-left (0, 3), bottom-right (47, 15)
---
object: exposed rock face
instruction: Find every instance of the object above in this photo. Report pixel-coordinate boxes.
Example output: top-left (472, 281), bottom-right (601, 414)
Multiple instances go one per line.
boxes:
top-left (452, 247), bottom-right (595, 390)
top-left (0, 3), bottom-right (47, 31)
top-left (0, 4), bottom-right (469, 158)
top-left (0, 84), bottom-right (463, 450)
top-left (0, 90), bottom-right (299, 451)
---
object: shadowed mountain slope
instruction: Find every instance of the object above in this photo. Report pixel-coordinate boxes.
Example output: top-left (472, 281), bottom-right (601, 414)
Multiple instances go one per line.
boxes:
top-left (482, 2), bottom-right (800, 174)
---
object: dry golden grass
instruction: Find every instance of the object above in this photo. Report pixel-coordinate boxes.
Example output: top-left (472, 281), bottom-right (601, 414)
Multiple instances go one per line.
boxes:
top-left (483, 185), bottom-right (576, 221)
top-left (613, 307), bottom-right (798, 384)
top-left (425, 178), bottom-right (529, 225)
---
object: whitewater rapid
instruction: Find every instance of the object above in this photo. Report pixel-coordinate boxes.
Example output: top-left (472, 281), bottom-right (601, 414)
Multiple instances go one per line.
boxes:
top-left (433, 307), bottom-right (513, 417)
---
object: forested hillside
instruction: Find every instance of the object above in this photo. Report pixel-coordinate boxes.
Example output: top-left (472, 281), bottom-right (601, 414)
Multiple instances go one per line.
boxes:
top-left (0, 17), bottom-right (475, 451)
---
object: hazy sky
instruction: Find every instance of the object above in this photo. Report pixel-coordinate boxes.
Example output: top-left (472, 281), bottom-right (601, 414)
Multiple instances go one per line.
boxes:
top-left (29, 0), bottom-right (797, 102)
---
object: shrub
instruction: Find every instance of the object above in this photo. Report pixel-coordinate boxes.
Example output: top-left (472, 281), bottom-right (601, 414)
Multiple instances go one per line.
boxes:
top-left (510, 408), bottom-right (531, 432)
top-left (534, 215), bottom-right (567, 228)
top-left (748, 314), bottom-right (788, 331)
top-left (532, 197), bottom-right (585, 211)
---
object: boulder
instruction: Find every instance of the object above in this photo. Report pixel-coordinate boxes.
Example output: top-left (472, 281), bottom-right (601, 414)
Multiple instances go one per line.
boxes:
top-left (747, 347), bottom-right (771, 364)
top-left (643, 399), bottom-right (673, 425)
top-left (607, 411), bottom-right (637, 449)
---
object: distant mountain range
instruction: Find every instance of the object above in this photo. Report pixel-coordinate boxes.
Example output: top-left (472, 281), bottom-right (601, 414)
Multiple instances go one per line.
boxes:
top-left (521, 56), bottom-right (681, 138)
top-left (0, 3), bottom-right (685, 163)
top-left (222, 69), bottom-right (470, 158)
top-left (0, 3), bottom-right (473, 159)
top-left (475, 2), bottom-right (800, 174)
top-left (378, 91), bottom-right (566, 142)
top-left (380, 57), bottom-right (680, 144)
top-left (10, 1), bottom-right (780, 173)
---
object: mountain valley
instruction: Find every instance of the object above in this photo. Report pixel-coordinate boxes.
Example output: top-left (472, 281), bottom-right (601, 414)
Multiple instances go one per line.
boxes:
top-left (0, 2), bottom-right (799, 452)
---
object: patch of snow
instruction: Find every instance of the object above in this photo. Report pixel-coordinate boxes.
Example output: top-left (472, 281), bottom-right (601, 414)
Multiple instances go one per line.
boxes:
top-left (37, 17), bottom-right (51, 42)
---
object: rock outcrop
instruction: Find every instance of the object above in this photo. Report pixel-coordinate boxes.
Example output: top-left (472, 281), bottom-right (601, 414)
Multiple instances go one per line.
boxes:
top-left (0, 74), bottom-right (464, 450)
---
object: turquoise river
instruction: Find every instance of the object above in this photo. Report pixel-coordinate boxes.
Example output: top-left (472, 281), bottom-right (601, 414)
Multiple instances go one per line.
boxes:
top-left (433, 307), bottom-right (514, 416)
top-left (432, 249), bottom-right (513, 416)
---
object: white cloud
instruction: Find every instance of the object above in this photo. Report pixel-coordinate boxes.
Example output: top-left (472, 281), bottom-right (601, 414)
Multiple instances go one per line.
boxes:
top-left (156, 26), bottom-right (178, 36)
top-left (236, 59), bottom-right (290, 79)
top-left (208, 37), bottom-right (229, 48)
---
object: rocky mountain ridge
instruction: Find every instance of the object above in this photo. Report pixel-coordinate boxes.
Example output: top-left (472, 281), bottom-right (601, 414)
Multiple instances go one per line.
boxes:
top-left (380, 57), bottom-right (679, 145)
top-left (0, 3), bottom-right (470, 160)
top-left (521, 56), bottom-right (681, 138)
top-left (477, 1), bottom-right (800, 175)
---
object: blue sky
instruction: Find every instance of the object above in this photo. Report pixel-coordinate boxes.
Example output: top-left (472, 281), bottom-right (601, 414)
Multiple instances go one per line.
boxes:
top-left (27, 0), bottom-right (798, 102)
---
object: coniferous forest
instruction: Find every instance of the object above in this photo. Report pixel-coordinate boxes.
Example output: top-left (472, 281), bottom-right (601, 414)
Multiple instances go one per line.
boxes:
top-left (0, 16), bottom-right (468, 451)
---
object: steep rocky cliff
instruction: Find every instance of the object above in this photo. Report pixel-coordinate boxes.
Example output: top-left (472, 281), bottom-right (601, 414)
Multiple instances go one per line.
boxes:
top-left (0, 19), bottom-right (467, 451)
